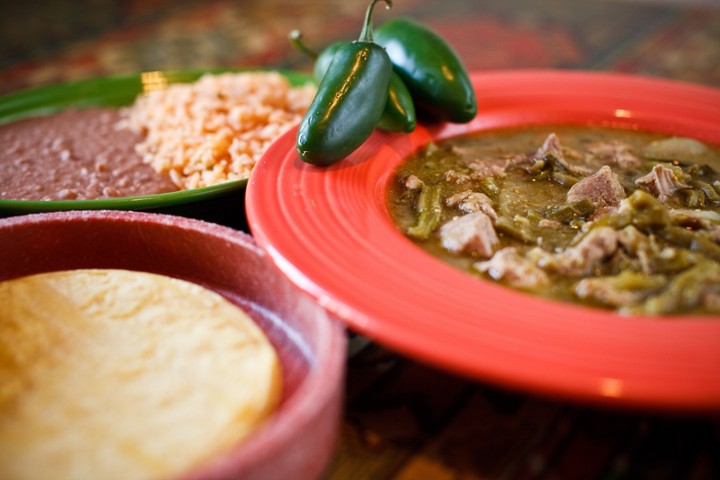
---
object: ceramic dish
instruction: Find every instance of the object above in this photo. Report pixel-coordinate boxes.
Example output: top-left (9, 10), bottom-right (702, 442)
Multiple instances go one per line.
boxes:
top-left (0, 210), bottom-right (346, 480)
top-left (247, 70), bottom-right (720, 411)
top-left (0, 69), bottom-right (312, 230)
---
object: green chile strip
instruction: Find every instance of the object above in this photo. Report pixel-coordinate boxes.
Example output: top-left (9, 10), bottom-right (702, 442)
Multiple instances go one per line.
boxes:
top-left (375, 18), bottom-right (477, 123)
top-left (295, 0), bottom-right (393, 165)
top-left (407, 184), bottom-right (442, 240)
top-left (289, 30), bottom-right (415, 133)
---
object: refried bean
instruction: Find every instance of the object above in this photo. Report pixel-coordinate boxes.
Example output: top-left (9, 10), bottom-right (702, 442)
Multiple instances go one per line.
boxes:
top-left (0, 108), bottom-right (178, 201)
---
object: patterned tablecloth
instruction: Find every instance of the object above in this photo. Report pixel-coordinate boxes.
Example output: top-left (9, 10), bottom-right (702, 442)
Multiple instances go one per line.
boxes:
top-left (2, 1), bottom-right (719, 479)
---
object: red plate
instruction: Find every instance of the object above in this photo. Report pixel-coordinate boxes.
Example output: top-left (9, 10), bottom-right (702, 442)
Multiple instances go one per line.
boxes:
top-left (247, 70), bottom-right (720, 411)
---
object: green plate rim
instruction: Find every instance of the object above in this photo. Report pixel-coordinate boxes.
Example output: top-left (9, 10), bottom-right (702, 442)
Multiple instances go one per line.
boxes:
top-left (0, 68), bottom-right (314, 213)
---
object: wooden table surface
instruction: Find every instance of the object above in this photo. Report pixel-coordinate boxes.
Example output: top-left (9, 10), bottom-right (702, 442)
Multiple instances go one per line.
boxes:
top-left (2, 1), bottom-right (719, 478)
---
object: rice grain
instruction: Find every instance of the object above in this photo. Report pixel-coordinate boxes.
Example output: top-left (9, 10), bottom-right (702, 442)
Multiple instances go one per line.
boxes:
top-left (120, 71), bottom-right (316, 189)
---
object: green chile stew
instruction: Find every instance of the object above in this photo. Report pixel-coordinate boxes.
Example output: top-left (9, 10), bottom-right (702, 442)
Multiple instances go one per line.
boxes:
top-left (388, 126), bottom-right (720, 316)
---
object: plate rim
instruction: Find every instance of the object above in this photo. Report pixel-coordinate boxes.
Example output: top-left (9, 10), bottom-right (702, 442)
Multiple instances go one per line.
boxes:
top-left (0, 68), bottom-right (313, 212)
top-left (247, 69), bottom-right (720, 411)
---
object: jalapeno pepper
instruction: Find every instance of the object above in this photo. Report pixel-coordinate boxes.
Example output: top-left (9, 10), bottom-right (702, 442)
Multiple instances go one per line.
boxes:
top-left (375, 18), bottom-right (477, 123)
top-left (377, 71), bottom-right (416, 132)
top-left (289, 30), bottom-right (415, 133)
top-left (296, 0), bottom-right (393, 166)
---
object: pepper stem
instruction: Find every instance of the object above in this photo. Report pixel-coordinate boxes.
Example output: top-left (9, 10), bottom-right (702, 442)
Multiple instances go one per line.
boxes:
top-left (288, 30), bottom-right (318, 60)
top-left (358, 0), bottom-right (392, 43)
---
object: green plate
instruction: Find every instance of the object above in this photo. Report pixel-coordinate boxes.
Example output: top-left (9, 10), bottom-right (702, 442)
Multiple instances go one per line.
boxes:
top-left (0, 69), bottom-right (314, 230)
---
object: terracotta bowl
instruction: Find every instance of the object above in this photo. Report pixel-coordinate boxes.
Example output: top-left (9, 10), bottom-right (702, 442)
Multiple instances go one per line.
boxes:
top-left (0, 210), bottom-right (347, 480)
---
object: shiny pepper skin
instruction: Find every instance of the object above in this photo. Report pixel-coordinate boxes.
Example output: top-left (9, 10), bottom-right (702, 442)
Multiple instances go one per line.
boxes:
top-left (290, 31), bottom-right (415, 134)
top-left (375, 18), bottom-right (477, 123)
top-left (296, 0), bottom-right (394, 165)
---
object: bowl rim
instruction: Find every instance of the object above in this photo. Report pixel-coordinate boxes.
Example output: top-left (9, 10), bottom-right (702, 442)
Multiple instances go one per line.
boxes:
top-left (0, 210), bottom-right (347, 478)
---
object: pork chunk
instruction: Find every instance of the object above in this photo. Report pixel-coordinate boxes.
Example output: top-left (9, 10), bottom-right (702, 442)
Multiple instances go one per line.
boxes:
top-left (443, 169), bottom-right (471, 184)
top-left (587, 140), bottom-right (642, 170)
top-left (566, 165), bottom-right (626, 210)
top-left (466, 157), bottom-right (512, 179)
top-left (475, 247), bottom-right (549, 289)
top-left (533, 133), bottom-right (592, 175)
top-left (635, 163), bottom-right (690, 202)
top-left (403, 174), bottom-right (424, 190)
top-left (575, 273), bottom-right (664, 308)
top-left (446, 191), bottom-right (497, 219)
top-left (533, 226), bottom-right (619, 276)
top-left (440, 211), bottom-right (498, 257)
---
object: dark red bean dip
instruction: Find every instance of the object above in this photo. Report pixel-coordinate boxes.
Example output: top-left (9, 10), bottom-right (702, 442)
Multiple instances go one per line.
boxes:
top-left (0, 108), bottom-right (178, 201)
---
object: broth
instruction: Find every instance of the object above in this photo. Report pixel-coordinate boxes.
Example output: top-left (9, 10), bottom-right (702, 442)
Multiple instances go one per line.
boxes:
top-left (388, 126), bottom-right (720, 315)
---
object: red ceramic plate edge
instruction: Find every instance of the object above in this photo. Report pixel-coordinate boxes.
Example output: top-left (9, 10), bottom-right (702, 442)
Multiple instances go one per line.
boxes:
top-left (247, 70), bottom-right (720, 411)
